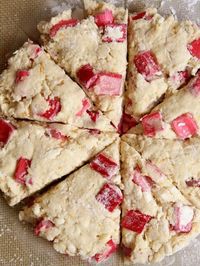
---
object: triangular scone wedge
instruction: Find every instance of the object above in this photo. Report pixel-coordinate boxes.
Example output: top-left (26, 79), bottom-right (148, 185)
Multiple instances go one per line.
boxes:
top-left (124, 8), bottom-right (200, 128)
top-left (37, 0), bottom-right (128, 129)
top-left (121, 141), bottom-right (200, 264)
top-left (129, 72), bottom-right (200, 139)
top-left (0, 41), bottom-right (113, 131)
top-left (19, 139), bottom-right (122, 263)
top-left (122, 134), bottom-right (200, 210)
top-left (0, 117), bottom-right (117, 206)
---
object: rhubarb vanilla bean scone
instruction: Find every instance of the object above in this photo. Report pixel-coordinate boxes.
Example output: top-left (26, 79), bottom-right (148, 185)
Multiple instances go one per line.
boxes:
top-left (129, 72), bottom-right (200, 139)
top-left (0, 117), bottom-right (117, 206)
top-left (19, 139), bottom-right (122, 263)
top-left (122, 134), bottom-right (200, 210)
top-left (0, 41), bottom-right (113, 131)
top-left (37, 0), bottom-right (128, 129)
top-left (121, 140), bottom-right (200, 264)
top-left (124, 8), bottom-right (200, 132)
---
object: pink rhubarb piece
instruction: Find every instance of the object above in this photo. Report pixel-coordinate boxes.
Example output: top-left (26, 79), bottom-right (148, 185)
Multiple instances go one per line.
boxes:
top-left (171, 113), bottom-right (198, 139)
top-left (90, 153), bottom-right (118, 179)
top-left (95, 183), bottom-right (123, 212)
top-left (121, 210), bottom-right (152, 233)
top-left (134, 51), bottom-right (161, 81)
top-left (141, 112), bottom-right (164, 137)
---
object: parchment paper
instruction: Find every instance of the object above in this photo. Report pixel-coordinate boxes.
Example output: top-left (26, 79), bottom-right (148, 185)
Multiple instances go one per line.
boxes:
top-left (0, 0), bottom-right (200, 265)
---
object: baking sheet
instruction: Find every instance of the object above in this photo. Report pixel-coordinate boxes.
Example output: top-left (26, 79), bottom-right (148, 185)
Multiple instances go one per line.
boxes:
top-left (0, 0), bottom-right (200, 265)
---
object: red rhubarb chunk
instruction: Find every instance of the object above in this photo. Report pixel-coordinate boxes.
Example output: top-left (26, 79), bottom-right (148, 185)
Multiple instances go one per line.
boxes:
top-left (94, 9), bottom-right (114, 27)
top-left (76, 98), bottom-right (91, 117)
top-left (122, 245), bottom-right (132, 257)
top-left (189, 72), bottom-right (200, 96)
top-left (15, 70), bottom-right (29, 83)
top-left (171, 113), bottom-right (198, 139)
top-left (86, 110), bottom-right (100, 122)
top-left (131, 11), bottom-right (146, 20)
top-left (186, 178), bottom-right (200, 187)
top-left (132, 166), bottom-right (154, 192)
top-left (93, 239), bottom-right (117, 263)
top-left (187, 38), bottom-right (200, 59)
top-left (90, 153), bottom-right (118, 178)
top-left (45, 128), bottom-right (68, 141)
top-left (102, 24), bottom-right (127, 43)
top-left (96, 183), bottom-right (123, 212)
top-left (134, 51), bottom-right (161, 81)
top-left (172, 204), bottom-right (194, 233)
top-left (0, 119), bottom-right (15, 147)
top-left (29, 44), bottom-right (42, 59)
top-left (76, 64), bottom-right (98, 89)
top-left (50, 19), bottom-right (79, 37)
top-left (39, 97), bottom-right (61, 120)
top-left (34, 219), bottom-right (54, 236)
top-left (131, 11), bottom-right (152, 21)
top-left (172, 70), bottom-right (190, 87)
top-left (141, 112), bottom-right (164, 137)
top-left (121, 210), bottom-right (152, 233)
top-left (88, 128), bottom-right (101, 135)
top-left (120, 112), bottom-right (137, 134)
top-left (94, 72), bottom-right (122, 96)
top-left (14, 157), bottom-right (31, 185)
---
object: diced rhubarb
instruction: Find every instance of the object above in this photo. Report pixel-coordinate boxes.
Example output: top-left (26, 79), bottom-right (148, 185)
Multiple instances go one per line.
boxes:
top-left (131, 11), bottom-right (152, 21)
top-left (189, 72), bottom-right (200, 96)
top-left (121, 244), bottom-right (132, 257)
top-left (92, 239), bottom-right (117, 263)
top-left (171, 204), bottom-right (194, 233)
top-left (94, 72), bottom-right (122, 96)
top-left (90, 153), bottom-right (118, 179)
top-left (29, 44), bottom-right (42, 59)
top-left (15, 70), bottom-right (29, 83)
top-left (76, 98), bottom-right (91, 117)
top-left (86, 110), bottom-right (100, 122)
top-left (102, 24), bottom-right (127, 43)
top-left (131, 11), bottom-right (146, 20)
top-left (187, 38), bottom-right (200, 59)
top-left (132, 165), bottom-right (154, 192)
top-left (88, 128), bottom-right (101, 135)
top-left (121, 210), bottom-right (152, 233)
top-left (145, 160), bottom-right (166, 182)
top-left (50, 19), bottom-right (79, 37)
top-left (33, 47), bottom-right (42, 58)
top-left (171, 70), bottom-right (190, 87)
top-left (0, 119), bottom-right (15, 147)
top-left (45, 128), bottom-right (68, 141)
top-left (34, 218), bottom-right (54, 236)
top-left (76, 64), bottom-right (98, 89)
top-left (14, 157), bottom-right (31, 185)
top-left (186, 178), bottom-right (200, 187)
top-left (95, 183), bottom-right (123, 212)
top-left (171, 113), bottom-right (198, 139)
top-left (141, 112), bottom-right (164, 137)
top-left (39, 97), bottom-right (61, 120)
top-left (94, 9), bottom-right (114, 27)
top-left (134, 51), bottom-right (161, 81)
top-left (119, 112), bottom-right (137, 134)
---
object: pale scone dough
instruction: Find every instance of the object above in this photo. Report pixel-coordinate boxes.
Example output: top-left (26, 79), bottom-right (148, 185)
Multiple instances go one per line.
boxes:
top-left (0, 117), bottom-right (117, 206)
top-left (19, 139), bottom-right (122, 263)
top-left (122, 134), bottom-right (200, 210)
top-left (125, 8), bottom-right (200, 122)
top-left (121, 140), bottom-right (200, 264)
top-left (0, 41), bottom-right (113, 131)
top-left (37, 0), bottom-right (128, 128)
top-left (130, 73), bottom-right (200, 139)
